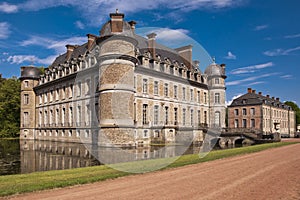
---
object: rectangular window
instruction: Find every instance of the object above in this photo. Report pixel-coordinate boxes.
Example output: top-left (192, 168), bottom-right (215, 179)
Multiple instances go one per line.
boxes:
top-left (55, 88), bottom-right (59, 101)
top-left (77, 105), bottom-right (81, 124)
top-left (235, 119), bottom-right (239, 128)
top-left (143, 104), bottom-right (148, 125)
top-left (204, 111), bottom-right (207, 124)
top-left (44, 92), bottom-right (48, 103)
top-left (215, 78), bottom-right (219, 84)
top-left (183, 87), bottom-right (186, 101)
top-left (164, 83), bottom-right (168, 97)
top-left (190, 89), bottom-right (193, 101)
top-left (197, 91), bottom-right (200, 103)
top-left (55, 109), bottom-right (59, 125)
top-left (165, 107), bottom-right (169, 125)
top-left (154, 81), bottom-right (158, 95)
top-left (143, 79), bottom-right (148, 93)
top-left (154, 105), bottom-right (159, 125)
top-left (250, 108), bottom-right (255, 115)
top-left (69, 84), bottom-right (73, 98)
top-left (243, 119), bottom-right (247, 128)
top-left (183, 108), bottom-right (186, 125)
top-left (23, 112), bottom-right (29, 126)
top-left (170, 67), bottom-right (174, 75)
top-left (24, 81), bottom-right (29, 87)
top-left (215, 93), bottom-right (220, 104)
top-left (50, 90), bottom-right (53, 102)
top-left (77, 82), bottom-right (81, 97)
top-left (39, 94), bottom-right (43, 104)
top-left (234, 109), bottom-right (239, 116)
top-left (243, 108), bottom-right (247, 115)
top-left (62, 108), bottom-right (65, 125)
top-left (174, 85), bottom-right (177, 98)
top-left (62, 86), bottom-right (66, 99)
top-left (24, 94), bottom-right (29, 105)
top-left (174, 108), bottom-right (178, 125)
top-left (86, 79), bottom-right (90, 95)
top-left (204, 92), bottom-right (207, 104)
top-left (190, 109), bottom-right (194, 126)
top-left (251, 119), bottom-right (255, 128)
top-left (198, 110), bottom-right (201, 125)
top-left (69, 107), bottom-right (73, 125)
top-left (160, 63), bottom-right (164, 72)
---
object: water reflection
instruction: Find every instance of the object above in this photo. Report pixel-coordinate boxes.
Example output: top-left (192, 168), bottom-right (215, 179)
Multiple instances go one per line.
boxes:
top-left (0, 139), bottom-right (250, 175)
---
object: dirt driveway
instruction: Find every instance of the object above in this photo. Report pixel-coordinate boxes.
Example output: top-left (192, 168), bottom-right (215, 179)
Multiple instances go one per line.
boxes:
top-left (6, 142), bottom-right (300, 200)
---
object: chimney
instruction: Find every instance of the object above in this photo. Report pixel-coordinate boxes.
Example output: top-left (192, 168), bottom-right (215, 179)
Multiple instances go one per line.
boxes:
top-left (266, 95), bottom-right (270, 98)
top-left (252, 90), bottom-right (256, 94)
top-left (128, 21), bottom-right (137, 32)
top-left (175, 45), bottom-right (193, 69)
top-left (147, 33), bottom-right (157, 59)
top-left (272, 97), bottom-right (275, 100)
top-left (276, 97), bottom-right (280, 101)
top-left (109, 9), bottom-right (125, 33)
top-left (86, 34), bottom-right (97, 50)
top-left (193, 60), bottom-right (200, 68)
top-left (258, 92), bottom-right (262, 95)
top-left (65, 44), bottom-right (75, 60)
top-left (247, 88), bottom-right (252, 93)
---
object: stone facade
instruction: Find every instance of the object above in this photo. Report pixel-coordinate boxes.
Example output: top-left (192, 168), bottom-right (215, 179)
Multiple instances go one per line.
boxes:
top-left (228, 88), bottom-right (296, 137)
top-left (20, 12), bottom-right (227, 146)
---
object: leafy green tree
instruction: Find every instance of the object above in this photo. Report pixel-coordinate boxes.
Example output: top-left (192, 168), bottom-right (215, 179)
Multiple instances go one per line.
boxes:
top-left (284, 101), bottom-right (300, 125)
top-left (0, 77), bottom-right (20, 138)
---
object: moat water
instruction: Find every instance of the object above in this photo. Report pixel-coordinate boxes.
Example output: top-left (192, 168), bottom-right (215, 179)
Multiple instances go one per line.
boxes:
top-left (0, 139), bottom-right (244, 176)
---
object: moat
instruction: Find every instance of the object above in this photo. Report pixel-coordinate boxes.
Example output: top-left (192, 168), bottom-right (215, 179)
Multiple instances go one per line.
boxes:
top-left (0, 139), bottom-right (247, 176)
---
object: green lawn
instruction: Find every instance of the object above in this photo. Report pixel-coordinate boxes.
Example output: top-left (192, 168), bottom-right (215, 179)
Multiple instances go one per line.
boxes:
top-left (0, 142), bottom-right (296, 197)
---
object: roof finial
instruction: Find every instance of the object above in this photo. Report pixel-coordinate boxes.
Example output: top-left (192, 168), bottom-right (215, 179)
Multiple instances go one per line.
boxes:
top-left (212, 56), bottom-right (216, 63)
top-left (116, 8), bottom-right (119, 14)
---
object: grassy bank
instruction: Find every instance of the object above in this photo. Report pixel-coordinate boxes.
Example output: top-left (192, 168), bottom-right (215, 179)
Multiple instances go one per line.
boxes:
top-left (0, 142), bottom-right (297, 197)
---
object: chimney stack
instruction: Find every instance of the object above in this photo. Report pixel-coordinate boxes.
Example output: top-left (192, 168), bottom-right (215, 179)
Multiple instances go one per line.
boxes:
top-left (175, 45), bottom-right (193, 69)
top-left (252, 90), bottom-right (256, 94)
top-left (147, 33), bottom-right (157, 59)
top-left (258, 92), bottom-right (262, 95)
top-left (109, 10), bottom-right (124, 33)
top-left (247, 88), bottom-right (252, 93)
top-left (128, 21), bottom-right (137, 32)
top-left (276, 98), bottom-right (280, 101)
top-left (272, 97), bottom-right (275, 100)
top-left (266, 95), bottom-right (270, 98)
top-left (65, 44), bottom-right (75, 60)
top-left (86, 34), bottom-right (97, 50)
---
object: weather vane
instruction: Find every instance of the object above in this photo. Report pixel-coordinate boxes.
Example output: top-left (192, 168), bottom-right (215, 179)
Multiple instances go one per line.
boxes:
top-left (116, 8), bottom-right (119, 14)
top-left (212, 56), bottom-right (216, 63)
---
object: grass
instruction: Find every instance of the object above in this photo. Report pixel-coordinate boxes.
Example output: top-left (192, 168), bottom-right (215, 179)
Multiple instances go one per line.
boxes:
top-left (0, 141), bottom-right (297, 197)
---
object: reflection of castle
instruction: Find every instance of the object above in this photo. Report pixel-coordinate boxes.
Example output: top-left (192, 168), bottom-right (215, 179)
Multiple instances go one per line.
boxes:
top-left (20, 140), bottom-right (201, 173)
top-left (20, 11), bottom-right (226, 146)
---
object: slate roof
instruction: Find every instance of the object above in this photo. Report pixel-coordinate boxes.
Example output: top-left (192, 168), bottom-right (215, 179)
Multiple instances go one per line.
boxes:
top-left (48, 15), bottom-right (205, 74)
top-left (228, 92), bottom-right (292, 110)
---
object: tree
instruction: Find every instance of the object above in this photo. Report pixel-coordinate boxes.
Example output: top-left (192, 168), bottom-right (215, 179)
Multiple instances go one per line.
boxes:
top-left (0, 77), bottom-right (20, 137)
top-left (284, 101), bottom-right (300, 125)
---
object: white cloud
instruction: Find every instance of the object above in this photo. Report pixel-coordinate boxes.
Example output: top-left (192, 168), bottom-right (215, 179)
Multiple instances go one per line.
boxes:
top-left (226, 94), bottom-right (242, 106)
top-left (20, 35), bottom-right (86, 54)
top-left (230, 62), bottom-right (273, 75)
top-left (280, 75), bottom-right (293, 79)
top-left (7, 54), bottom-right (56, 65)
top-left (226, 73), bottom-right (278, 86)
top-left (224, 51), bottom-right (236, 60)
top-left (254, 24), bottom-right (268, 31)
top-left (17, 0), bottom-right (245, 24)
top-left (0, 2), bottom-right (18, 13)
top-left (284, 33), bottom-right (300, 39)
top-left (263, 46), bottom-right (300, 56)
top-left (246, 81), bottom-right (265, 86)
top-left (75, 21), bottom-right (85, 29)
top-left (0, 22), bottom-right (10, 39)
top-left (146, 28), bottom-right (190, 41)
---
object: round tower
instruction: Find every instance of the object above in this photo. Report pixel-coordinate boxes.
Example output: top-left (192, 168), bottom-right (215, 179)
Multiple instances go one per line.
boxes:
top-left (20, 66), bottom-right (40, 139)
top-left (96, 12), bottom-right (138, 147)
top-left (204, 61), bottom-right (227, 128)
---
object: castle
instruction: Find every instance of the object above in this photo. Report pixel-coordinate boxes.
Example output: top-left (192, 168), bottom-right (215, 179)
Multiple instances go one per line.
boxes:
top-left (20, 12), bottom-right (227, 147)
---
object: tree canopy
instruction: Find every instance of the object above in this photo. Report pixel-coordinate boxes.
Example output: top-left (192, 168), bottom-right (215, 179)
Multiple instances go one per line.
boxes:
top-left (284, 101), bottom-right (300, 125)
top-left (0, 76), bottom-right (20, 138)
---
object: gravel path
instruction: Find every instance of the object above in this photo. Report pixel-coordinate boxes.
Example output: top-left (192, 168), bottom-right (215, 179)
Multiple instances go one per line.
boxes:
top-left (6, 142), bottom-right (300, 200)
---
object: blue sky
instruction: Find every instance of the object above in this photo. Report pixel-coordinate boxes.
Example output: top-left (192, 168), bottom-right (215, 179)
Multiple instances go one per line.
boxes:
top-left (0, 0), bottom-right (299, 105)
